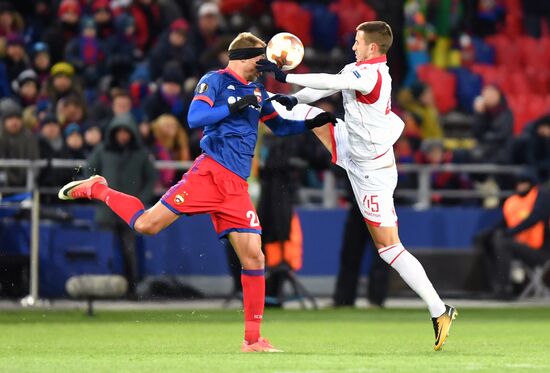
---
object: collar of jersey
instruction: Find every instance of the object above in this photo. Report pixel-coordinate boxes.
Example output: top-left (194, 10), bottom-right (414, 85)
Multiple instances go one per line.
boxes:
top-left (220, 67), bottom-right (250, 85)
top-left (355, 55), bottom-right (387, 66)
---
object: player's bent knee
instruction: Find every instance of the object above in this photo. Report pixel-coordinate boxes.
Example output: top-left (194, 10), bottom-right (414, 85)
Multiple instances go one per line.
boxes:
top-left (241, 251), bottom-right (265, 269)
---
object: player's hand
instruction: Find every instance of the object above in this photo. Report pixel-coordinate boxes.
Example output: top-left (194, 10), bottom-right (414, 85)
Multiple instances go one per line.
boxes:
top-left (267, 94), bottom-right (298, 110)
top-left (228, 94), bottom-right (260, 114)
top-left (305, 112), bottom-right (337, 130)
top-left (256, 59), bottom-right (287, 82)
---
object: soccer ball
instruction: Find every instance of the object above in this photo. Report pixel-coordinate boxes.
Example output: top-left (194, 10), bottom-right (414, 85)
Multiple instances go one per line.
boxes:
top-left (266, 32), bottom-right (304, 71)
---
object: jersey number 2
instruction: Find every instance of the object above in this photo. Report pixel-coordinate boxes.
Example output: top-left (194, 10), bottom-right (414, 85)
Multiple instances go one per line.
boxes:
top-left (246, 210), bottom-right (260, 227)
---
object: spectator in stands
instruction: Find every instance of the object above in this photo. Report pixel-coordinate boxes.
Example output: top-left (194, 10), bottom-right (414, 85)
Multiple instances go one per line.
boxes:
top-left (87, 113), bottom-right (157, 298)
top-left (397, 82), bottom-right (443, 140)
top-left (37, 113), bottom-right (74, 200)
top-left (0, 98), bottom-right (38, 187)
top-left (128, 63), bottom-right (151, 123)
top-left (148, 18), bottom-right (196, 81)
top-left (477, 171), bottom-right (549, 299)
top-left (65, 17), bottom-right (107, 89)
top-left (0, 2), bottom-right (25, 48)
top-left (150, 114), bottom-right (191, 187)
top-left (38, 113), bottom-right (64, 162)
top-left (82, 123), bottom-right (102, 157)
top-left (143, 66), bottom-right (185, 122)
top-left (130, 0), bottom-right (161, 54)
top-left (189, 2), bottom-right (223, 55)
top-left (24, 1), bottom-right (52, 44)
top-left (30, 42), bottom-right (51, 87)
top-left (11, 69), bottom-right (40, 108)
top-left (91, 0), bottom-right (114, 41)
top-left (43, 0), bottom-right (81, 63)
top-left (471, 85), bottom-right (514, 164)
top-left (472, 0), bottom-right (505, 37)
top-left (56, 93), bottom-right (86, 127)
top-left (416, 139), bottom-right (472, 205)
top-left (198, 35), bottom-right (232, 74)
top-left (47, 62), bottom-right (80, 105)
top-left (63, 122), bottom-right (86, 159)
top-left (522, 0), bottom-right (550, 38)
top-left (525, 116), bottom-right (550, 183)
top-left (2, 33), bottom-right (29, 84)
top-left (107, 13), bottom-right (140, 86)
top-left (88, 87), bottom-right (134, 130)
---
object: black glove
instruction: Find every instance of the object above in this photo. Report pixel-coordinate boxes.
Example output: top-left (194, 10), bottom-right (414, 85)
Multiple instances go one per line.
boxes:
top-left (267, 94), bottom-right (298, 110)
top-left (228, 94), bottom-right (260, 114)
top-left (256, 59), bottom-right (287, 82)
top-left (305, 112), bottom-right (337, 130)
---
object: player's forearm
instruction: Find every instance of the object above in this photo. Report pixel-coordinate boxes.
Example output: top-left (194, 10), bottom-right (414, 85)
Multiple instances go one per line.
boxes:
top-left (187, 100), bottom-right (230, 128)
top-left (266, 116), bottom-right (307, 136)
top-left (293, 87), bottom-right (337, 104)
top-left (287, 73), bottom-right (352, 91)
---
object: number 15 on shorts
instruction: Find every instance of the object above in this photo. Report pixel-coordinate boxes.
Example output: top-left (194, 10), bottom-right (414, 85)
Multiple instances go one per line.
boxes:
top-left (363, 195), bottom-right (379, 213)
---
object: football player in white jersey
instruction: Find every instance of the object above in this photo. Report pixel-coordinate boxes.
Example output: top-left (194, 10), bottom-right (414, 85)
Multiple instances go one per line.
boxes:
top-left (259, 21), bottom-right (457, 351)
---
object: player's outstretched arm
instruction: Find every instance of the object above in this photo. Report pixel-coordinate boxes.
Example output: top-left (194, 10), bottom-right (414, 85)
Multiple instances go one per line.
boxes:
top-left (293, 87), bottom-right (338, 104)
top-left (187, 94), bottom-right (260, 128)
top-left (268, 87), bottom-right (337, 110)
top-left (257, 59), bottom-right (376, 93)
top-left (261, 95), bottom-right (335, 136)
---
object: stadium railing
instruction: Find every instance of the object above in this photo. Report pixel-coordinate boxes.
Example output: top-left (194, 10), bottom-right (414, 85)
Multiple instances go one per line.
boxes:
top-left (0, 159), bottom-right (522, 304)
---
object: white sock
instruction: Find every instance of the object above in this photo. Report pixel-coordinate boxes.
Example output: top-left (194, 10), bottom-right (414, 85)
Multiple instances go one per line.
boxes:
top-left (379, 243), bottom-right (446, 317)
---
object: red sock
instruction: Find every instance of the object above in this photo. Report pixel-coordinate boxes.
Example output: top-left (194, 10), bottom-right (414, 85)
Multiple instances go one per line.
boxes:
top-left (241, 269), bottom-right (265, 344)
top-left (91, 183), bottom-right (145, 228)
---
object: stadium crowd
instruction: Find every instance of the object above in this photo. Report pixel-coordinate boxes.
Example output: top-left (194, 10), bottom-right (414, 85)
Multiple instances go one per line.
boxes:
top-left (0, 0), bottom-right (549, 208)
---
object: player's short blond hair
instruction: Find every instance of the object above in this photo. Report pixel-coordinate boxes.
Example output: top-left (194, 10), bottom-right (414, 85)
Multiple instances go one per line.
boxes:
top-left (228, 32), bottom-right (266, 50)
top-left (356, 21), bottom-right (393, 54)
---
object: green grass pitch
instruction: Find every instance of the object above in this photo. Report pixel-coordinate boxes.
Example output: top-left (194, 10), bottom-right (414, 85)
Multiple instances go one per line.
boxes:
top-left (1, 307), bottom-right (550, 372)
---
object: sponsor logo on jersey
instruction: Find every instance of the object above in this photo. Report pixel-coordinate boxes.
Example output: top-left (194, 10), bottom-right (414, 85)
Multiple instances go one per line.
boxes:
top-left (353, 70), bottom-right (361, 79)
top-left (227, 85), bottom-right (235, 90)
top-left (197, 83), bottom-right (208, 94)
top-left (174, 192), bottom-right (188, 205)
top-left (253, 88), bottom-right (262, 103)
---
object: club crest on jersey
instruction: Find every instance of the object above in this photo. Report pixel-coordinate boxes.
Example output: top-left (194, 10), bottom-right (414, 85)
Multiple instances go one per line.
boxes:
top-left (174, 191), bottom-right (188, 205)
top-left (196, 83), bottom-right (208, 94)
top-left (253, 88), bottom-right (262, 103)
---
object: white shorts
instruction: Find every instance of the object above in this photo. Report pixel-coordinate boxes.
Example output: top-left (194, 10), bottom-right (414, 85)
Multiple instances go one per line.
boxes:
top-left (330, 122), bottom-right (398, 227)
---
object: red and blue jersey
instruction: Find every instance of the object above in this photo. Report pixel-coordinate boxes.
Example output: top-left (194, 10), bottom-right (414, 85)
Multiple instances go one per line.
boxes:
top-left (188, 67), bottom-right (307, 179)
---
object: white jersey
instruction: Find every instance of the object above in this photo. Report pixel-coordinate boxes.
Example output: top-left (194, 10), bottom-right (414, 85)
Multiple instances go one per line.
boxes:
top-left (269, 92), bottom-right (399, 227)
top-left (287, 55), bottom-right (405, 170)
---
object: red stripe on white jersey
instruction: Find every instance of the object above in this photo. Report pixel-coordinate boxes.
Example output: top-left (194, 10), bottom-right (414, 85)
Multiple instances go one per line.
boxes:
top-left (329, 125), bottom-right (337, 164)
top-left (373, 148), bottom-right (390, 160)
top-left (355, 70), bottom-right (382, 105)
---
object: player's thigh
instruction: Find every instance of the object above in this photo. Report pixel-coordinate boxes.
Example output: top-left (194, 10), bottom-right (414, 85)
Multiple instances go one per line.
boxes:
top-left (311, 124), bottom-right (333, 155)
top-left (348, 167), bottom-right (400, 248)
top-left (210, 180), bottom-right (262, 236)
top-left (134, 200), bottom-right (180, 235)
top-left (228, 232), bottom-right (263, 269)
